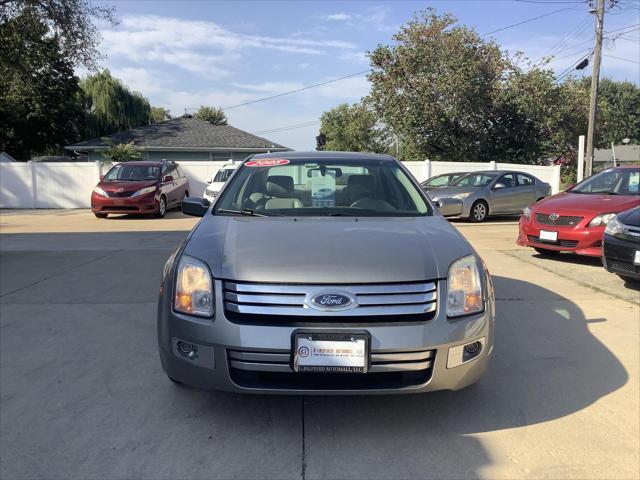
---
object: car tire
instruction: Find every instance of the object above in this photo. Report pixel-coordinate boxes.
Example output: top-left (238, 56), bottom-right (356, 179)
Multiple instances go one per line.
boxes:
top-left (94, 212), bottom-right (108, 219)
top-left (155, 195), bottom-right (167, 218)
top-left (469, 200), bottom-right (488, 223)
top-left (534, 247), bottom-right (561, 256)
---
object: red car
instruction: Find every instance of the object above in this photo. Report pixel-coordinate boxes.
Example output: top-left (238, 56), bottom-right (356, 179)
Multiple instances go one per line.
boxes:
top-left (517, 166), bottom-right (640, 257)
top-left (91, 161), bottom-right (190, 218)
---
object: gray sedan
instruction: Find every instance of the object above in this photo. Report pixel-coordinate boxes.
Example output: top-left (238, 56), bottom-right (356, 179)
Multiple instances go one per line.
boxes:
top-left (429, 170), bottom-right (551, 222)
top-left (161, 151), bottom-right (495, 394)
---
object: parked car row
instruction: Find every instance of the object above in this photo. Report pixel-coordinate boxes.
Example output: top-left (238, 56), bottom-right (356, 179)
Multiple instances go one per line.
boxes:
top-left (423, 165), bottom-right (640, 283)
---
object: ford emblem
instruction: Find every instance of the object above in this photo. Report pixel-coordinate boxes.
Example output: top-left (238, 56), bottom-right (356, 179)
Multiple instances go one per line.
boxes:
top-left (306, 291), bottom-right (356, 312)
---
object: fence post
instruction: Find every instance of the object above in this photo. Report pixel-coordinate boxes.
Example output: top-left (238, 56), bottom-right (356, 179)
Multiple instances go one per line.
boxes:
top-left (489, 161), bottom-right (497, 170)
top-left (423, 159), bottom-right (431, 180)
top-left (29, 161), bottom-right (37, 208)
top-left (577, 135), bottom-right (585, 183)
top-left (552, 164), bottom-right (562, 194)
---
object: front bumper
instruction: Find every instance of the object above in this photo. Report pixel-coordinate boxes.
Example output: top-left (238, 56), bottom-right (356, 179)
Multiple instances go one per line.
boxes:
top-left (517, 216), bottom-right (604, 257)
top-left (158, 278), bottom-right (495, 395)
top-left (91, 192), bottom-right (159, 215)
top-left (602, 233), bottom-right (640, 279)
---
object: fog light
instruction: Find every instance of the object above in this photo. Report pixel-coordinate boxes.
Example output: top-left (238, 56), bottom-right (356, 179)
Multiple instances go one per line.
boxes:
top-left (447, 337), bottom-right (486, 368)
top-left (464, 341), bottom-right (481, 354)
top-left (176, 341), bottom-right (197, 359)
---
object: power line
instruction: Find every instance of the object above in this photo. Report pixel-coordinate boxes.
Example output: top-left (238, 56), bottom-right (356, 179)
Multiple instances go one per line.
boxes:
top-left (555, 50), bottom-right (593, 81)
top-left (253, 121), bottom-right (321, 135)
top-left (220, 7), bottom-right (577, 113)
top-left (221, 70), bottom-right (370, 111)
top-left (604, 53), bottom-right (640, 63)
top-left (531, 15), bottom-right (592, 65)
top-left (480, 7), bottom-right (575, 36)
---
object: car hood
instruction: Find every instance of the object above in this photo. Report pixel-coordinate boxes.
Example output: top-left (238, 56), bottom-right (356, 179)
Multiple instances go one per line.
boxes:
top-left (429, 186), bottom-right (479, 199)
top-left (617, 206), bottom-right (640, 227)
top-left (183, 215), bottom-right (473, 283)
top-left (534, 192), bottom-right (640, 214)
top-left (99, 180), bottom-right (157, 193)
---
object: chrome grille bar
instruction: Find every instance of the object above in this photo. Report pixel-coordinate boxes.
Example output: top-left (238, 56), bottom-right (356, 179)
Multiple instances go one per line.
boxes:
top-left (223, 281), bottom-right (437, 318)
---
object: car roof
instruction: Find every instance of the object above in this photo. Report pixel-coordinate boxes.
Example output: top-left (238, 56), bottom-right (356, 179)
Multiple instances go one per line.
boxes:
top-left (114, 160), bottom-right (172, 166)
top-left (249, 151), bottom-right (396, 162)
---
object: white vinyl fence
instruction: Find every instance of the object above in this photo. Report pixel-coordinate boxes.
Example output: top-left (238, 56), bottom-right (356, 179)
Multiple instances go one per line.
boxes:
top-left (0, 160), bottom-right (561, 209)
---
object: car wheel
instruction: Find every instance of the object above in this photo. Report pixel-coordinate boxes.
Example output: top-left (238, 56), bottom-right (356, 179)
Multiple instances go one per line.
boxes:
top-left (94, 212), bottom-right (108, 219)
top-left (155, 195), bottom-right (167, 218)
top-left (469, 201), bottom-right (488, 222)
top-left (534, 247), bottom-right (561, 256)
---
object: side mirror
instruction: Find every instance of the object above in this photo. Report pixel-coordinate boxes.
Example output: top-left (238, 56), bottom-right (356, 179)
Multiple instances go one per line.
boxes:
top-left (565, 184), bottom-right (575, 190)
top-left (433, 200), bottom-right (442, 208)
top-left (206, 179), bottom-right (212, 184)
top-left (163, 175), bottom-right (174, 182)
top-left (99, 175), bottom-right (104, 181)
top-left (181, 197), bottom-right (210, 217)
top-left (493, 183), bottom-right (506, 190)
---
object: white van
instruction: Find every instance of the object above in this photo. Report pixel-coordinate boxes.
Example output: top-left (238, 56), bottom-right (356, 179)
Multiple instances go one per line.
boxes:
top-left (203, 163), bottom-right (238, 202)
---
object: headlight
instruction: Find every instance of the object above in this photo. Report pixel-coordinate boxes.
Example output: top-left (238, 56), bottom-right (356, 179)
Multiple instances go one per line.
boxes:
top-left (93, 186), bottom-right (107, 197)
top-left (604, 216), bottom-right (623, 236)
top-left (522, 206), bottom-right (531, 220)
top-left (447, 255), bottom-right (483, 318)
top-left (174, 255), bottom-right (214, 317)
top-left (588, 213), bottom-right (616, 227)
top-left (130, 186), bottom-right (157, 197)
top-left (452, 192), bottom-right (472, 200)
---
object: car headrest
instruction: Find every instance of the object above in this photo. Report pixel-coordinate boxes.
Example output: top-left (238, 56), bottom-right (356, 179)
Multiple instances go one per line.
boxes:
top-left (266, 175), bottom-right (294, 198)
top-left (347, 175), bottom-right (375, 192)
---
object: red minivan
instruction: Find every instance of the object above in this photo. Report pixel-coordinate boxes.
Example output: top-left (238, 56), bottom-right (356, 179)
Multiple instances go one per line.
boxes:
top-left (91, 161), bottom-right (190, 218)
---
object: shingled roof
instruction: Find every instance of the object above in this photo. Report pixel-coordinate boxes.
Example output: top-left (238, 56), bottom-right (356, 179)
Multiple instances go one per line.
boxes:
top-left (66, 115), bottom-right (289, 151)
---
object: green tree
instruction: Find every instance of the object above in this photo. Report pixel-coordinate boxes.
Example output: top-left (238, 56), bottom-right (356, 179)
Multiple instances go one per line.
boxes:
top-left (318, 103), bottom-right (391, 153)
top-left (101, 140), bottom-right (142, 162)
top-left (150, 106), bottom-right (171, 123)
top-left (194, 106), bottom-right (228, 125)
top-left (368, 11), bottom-right (510, 162)
top-left (595, 78), bottom-right (640, 146)
top-left (79, 70), bottom-right (152, 138)
top-left (0, 0), bottom-right (116, 69)
top-left (0, 11), bottom-right (85, 159)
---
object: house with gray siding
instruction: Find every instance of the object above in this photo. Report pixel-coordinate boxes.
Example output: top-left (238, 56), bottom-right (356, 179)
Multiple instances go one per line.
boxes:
top-left (65, 114), bottom-right (290, 162)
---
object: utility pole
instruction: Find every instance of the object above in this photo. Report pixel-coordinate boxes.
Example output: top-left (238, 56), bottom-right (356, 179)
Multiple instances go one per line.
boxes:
top-left (585, 0), bottom-right (605, 177)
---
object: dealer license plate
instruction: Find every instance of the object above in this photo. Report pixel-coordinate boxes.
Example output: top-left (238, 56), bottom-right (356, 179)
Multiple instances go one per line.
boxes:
top-left (539, 230), bottom-right (558, 242)
top-left (634, 250), bottom-right (640, 265)
top-left (293, 333), bottom-right (369, 373)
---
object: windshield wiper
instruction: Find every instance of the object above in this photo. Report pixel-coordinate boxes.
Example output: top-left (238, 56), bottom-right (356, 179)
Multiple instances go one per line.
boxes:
top-left (216, 208), bottom-right (273, 217)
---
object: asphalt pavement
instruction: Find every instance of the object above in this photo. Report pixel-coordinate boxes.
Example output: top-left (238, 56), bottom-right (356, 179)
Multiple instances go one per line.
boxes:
top-left (0, 211), bottom-right (638, 479)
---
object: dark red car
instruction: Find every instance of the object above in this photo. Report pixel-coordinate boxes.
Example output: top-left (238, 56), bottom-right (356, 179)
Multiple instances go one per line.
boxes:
top-left (91, 161), bottom-right (190, 218)
top-left (517, 166), bottom-right (640, 257)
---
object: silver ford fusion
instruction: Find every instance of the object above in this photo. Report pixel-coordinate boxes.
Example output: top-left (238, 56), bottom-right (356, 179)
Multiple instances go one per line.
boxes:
top-left (158, 152), bottom-right (495, 394)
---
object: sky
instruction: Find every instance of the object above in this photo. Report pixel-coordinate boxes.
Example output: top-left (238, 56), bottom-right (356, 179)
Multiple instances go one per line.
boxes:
top-left (93, 0), bottom-right (640, 150)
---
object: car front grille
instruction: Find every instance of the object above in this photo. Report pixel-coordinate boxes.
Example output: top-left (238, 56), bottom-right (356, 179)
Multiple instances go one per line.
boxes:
top-left (227, 348), bottom-right (435, 390)
top-left (106, 191), bottom-right (134, 198)
top-left (535, 213), bottom-right (583, 226)
top-left (527, 235), bottom-right (578, 248)
top-left (223, 280), bottom-right (438, 325)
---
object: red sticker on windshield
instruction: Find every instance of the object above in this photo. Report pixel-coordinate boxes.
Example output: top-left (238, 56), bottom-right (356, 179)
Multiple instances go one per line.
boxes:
top-left (245, 159), bottom-right (290, 167)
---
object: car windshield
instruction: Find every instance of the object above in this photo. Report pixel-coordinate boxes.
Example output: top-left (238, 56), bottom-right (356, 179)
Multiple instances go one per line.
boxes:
top-left (213, 168), bottom-right (235, 182)
top-left (214, 158), bottom-right (431, 217)
top-left (452, 173), bottom-right (496, 187)
top-left (103, 164), bottom-right (160, 181)
top-left (571, 168), bottom-right (639, 195)
top-left (424, 173), bottom-right (463, 187)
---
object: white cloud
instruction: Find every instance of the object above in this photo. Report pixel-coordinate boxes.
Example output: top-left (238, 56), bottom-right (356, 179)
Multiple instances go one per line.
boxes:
top-left (339, 51), bottom-right (369, 64)
top-left (108, 67), bottom-right (166, 95)
top-left (100, 14), bottom-right (357, 77)
top-left (324, 13), bottom-right (351, 21)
